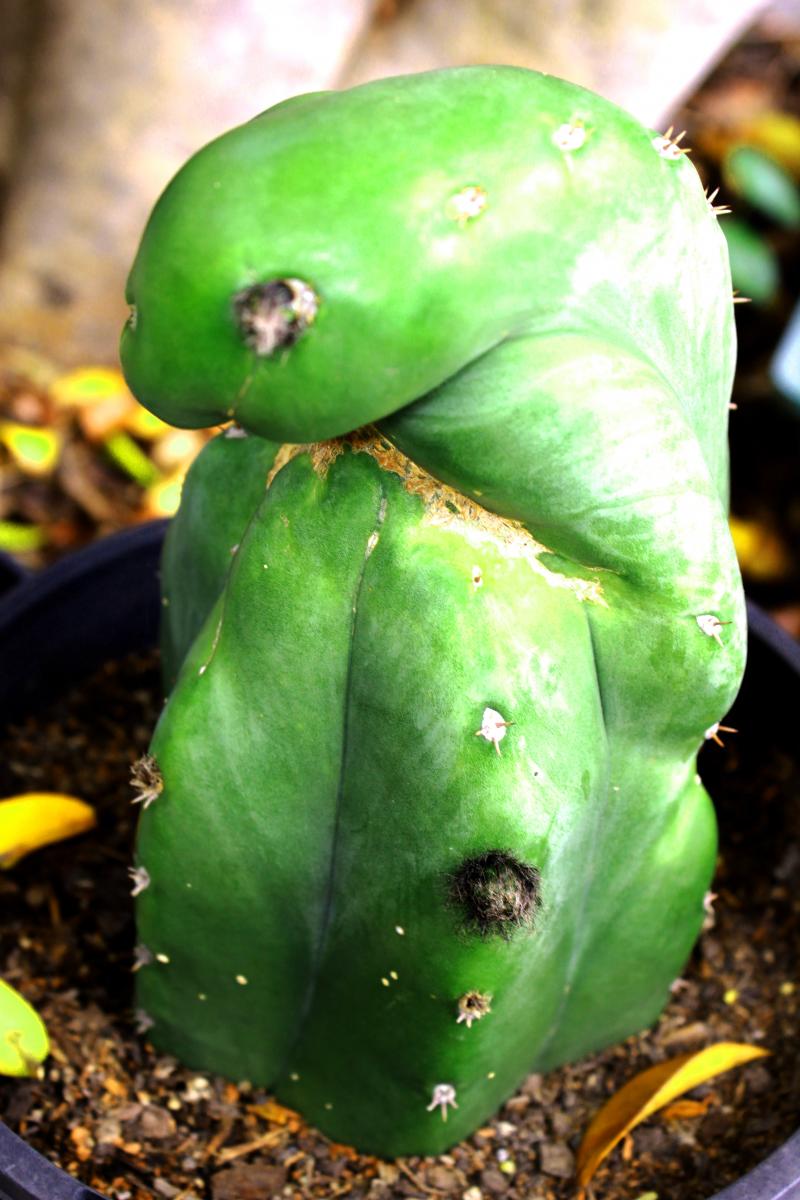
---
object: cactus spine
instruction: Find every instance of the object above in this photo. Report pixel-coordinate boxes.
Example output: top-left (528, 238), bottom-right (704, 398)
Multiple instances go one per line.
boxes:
top-left (121, 67), bottom-right (746, 1156)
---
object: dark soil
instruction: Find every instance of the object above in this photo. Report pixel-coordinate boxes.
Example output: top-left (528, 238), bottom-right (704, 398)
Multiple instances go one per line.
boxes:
top-left (1, 651), bottom-right (799, 1200)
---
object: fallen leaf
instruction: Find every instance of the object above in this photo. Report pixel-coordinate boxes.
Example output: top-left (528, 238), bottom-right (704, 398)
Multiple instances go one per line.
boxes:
top-left (124, 405), bottom-right (172, 441)
top-left (0, 979), bottom-right (49, 1077)
top-left (140, 469), bottom-right (187, 519)
top-left (327, 1141), bottom-right (358, 1160)
top-left (0, 521), bottom-right (47, 553)
top-left (50, 366), bottom-right (131, 409)
top-left (576, 1042), bottom-right (769, 1187)
top-left (738, 112), bottom-right (800, 179)
top-left (0, 421), bottom-right (62, 476)
top-left (151, 428), bottom-right (207, 472)
top-left (103, 431), bottom-right (160, 487)
top-left (730, 515), bottom-right (791, 581)
top-left (660, 1095), bottom-right (716, 1120)
top-left (247, 1098), bottom-right (303, 1131)
top-left (0, 792), bottom-right (97, 868)
top-left (723, 145), bottom-right (800, 229)
top-left (78, 391), bottom-right (136, 442)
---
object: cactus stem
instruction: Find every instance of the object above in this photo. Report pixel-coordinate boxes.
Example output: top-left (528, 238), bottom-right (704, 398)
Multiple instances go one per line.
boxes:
top-left (130, 754), bottom-right (163, 809)
top-left (456, 990), bottom-right (493, 1028)
top-left (132, 943), bottom-right (153, 972)
top-left (475, 707), bottom-right (514, 755)
top-left (446, 185), bottom-right (487, 225)
top-left (704, 722), bottom-right (737, 747)
top-left (232, 279), bottom-right (318, 357)
top-left (695, 614), bottom-right (731, 646)
top-left (450, 850), bottom-right (541, 937)
top-left (128, 865), bottom-right (151, 897)
top-left (427, 1083), bottom-right (458, 1120)
top-left (552, 121), bottom-right (587, 152)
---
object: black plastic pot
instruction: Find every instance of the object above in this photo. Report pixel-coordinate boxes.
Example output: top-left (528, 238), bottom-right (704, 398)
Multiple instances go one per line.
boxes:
top-left (0, 524), bottom-right (799, 1200)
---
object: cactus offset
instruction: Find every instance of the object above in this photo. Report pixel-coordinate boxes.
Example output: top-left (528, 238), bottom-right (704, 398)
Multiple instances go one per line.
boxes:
top-left (121, 67), bottom-right (746, 1156)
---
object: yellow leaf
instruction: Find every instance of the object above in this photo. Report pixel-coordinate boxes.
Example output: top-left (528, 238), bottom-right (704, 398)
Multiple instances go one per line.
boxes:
top-left (0, 793), bottom-right (96, 868)
top-left (730, 515), bottom-right (790, 582)
top-left (739, 112), bottom-right (800, 178)
top-left (123, 405), bottom-right (172, 441)
top-left (50, 366), bottom-right (130, 409)
top-left (151, 429), bottom-right (207, 472)
top-left (0, 979), bottom-right (49, 1077)
top-left (140, 468), bottom-right (187, 519)
top-left (0, 521), bottom-right (48, 553)
top-left (576, 1042), bottom-right (769, 1187)
top-left (0, 422), bottom-right (62, 477)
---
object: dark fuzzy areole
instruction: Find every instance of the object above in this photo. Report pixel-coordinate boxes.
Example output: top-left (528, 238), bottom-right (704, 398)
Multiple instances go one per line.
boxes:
top-left (450, 850), bottom-right (541, 937)
top-left (232, 279), bottom-right (317, 356)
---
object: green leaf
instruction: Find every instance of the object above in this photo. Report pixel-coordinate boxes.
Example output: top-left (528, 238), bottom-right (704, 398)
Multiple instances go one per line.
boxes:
top-left (724, 145), bottom-right (800, 229)
top-left (722, 218), bottom-right (780, 306)
top-left (0, 979), bottom-right (49, 1077)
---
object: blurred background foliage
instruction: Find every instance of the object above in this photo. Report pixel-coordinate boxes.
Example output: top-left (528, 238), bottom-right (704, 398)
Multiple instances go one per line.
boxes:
top-left (0, 0), bottom-right (798, 631)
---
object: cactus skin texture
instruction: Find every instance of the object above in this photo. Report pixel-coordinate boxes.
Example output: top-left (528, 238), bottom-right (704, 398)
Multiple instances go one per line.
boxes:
top-left (159, 427), bottom-right (280, 687)
top-left (123, 67), bottom-right (746, 1156)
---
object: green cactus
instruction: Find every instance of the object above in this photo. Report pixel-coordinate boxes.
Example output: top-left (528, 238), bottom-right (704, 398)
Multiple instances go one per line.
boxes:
top-left (159, 426), bottom-right (280, 687)
top-left (122, 66), bottom-right (746, 1156)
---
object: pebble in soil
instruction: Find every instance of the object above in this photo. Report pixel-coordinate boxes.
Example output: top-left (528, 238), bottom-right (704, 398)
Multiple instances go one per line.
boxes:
top-left (1, 651), bottom-right (799, 1200)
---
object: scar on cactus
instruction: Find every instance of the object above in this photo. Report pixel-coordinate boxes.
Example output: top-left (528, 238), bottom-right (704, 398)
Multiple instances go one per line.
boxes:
top-left (130, 754), bottom-right (162, 810)
top-left (450, 850), bottom-right (540, 938)
top-left (456, 990), bottom-right (492, 1028)
top-left (233, 279), bottom-right (319, 356)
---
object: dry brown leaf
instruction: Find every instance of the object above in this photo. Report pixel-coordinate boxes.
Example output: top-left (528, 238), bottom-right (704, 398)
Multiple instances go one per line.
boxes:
top-left (576, 1042), bottom-right (769, 1187)
top-left (247, 1098), bottom-right (303, 1131)
top-left (660, 1095), bottom-right (716, 1121)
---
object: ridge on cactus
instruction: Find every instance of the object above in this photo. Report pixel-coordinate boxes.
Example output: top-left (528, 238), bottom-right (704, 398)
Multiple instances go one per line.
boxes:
top-left (120, 65), bottom-right (746, 1157)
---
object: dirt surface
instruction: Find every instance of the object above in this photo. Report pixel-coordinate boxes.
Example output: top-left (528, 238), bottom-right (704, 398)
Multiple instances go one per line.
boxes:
top-left (1, 651), bottom-right (799, 1200)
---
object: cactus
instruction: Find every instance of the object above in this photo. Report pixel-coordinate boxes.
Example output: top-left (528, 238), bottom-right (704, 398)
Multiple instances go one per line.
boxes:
top-left (159, 426), bottom-right (280, 686)
top-left (121, 66), bottom-right (746, 1156)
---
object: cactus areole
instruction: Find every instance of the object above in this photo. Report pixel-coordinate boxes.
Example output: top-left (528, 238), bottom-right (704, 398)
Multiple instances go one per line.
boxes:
top-left (121, 67), bottom-right (746, 1156)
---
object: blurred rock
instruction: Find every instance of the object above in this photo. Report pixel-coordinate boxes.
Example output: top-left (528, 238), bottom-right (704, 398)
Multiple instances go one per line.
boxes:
top-left (0, 0), bottom-right (371, 366)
